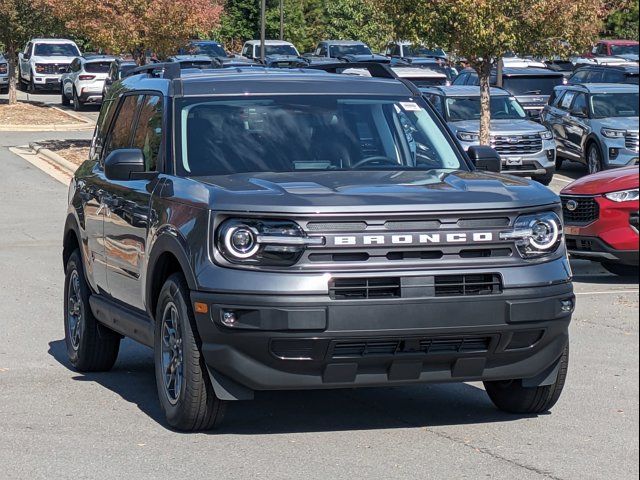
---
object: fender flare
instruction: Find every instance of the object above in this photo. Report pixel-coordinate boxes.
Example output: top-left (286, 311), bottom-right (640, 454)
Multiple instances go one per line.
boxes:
top-left (62, 213), bottom-right (82, 269)
top-left (145, 230), bottom-right (198, 315)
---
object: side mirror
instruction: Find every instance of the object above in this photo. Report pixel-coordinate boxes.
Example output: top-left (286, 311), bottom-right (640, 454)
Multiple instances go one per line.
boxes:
top-left (572, 108), bottom-right (588, 118)
top-left (467, 145), bottom-right (502, 173)
top-left (104, 149), bottom-right (145, 181)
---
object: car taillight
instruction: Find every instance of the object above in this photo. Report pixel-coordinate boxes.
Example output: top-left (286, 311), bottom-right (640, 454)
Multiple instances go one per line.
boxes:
top-left (79, 75), bottom-right (95, 81)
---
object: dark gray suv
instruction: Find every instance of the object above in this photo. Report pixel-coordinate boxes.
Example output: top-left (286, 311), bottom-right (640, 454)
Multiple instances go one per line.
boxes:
top-left (62, 63), bottom-right (574, 431)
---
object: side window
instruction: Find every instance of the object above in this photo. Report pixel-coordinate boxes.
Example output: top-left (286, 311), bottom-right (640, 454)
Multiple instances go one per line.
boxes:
top-left (560, 91), bottom-right (576, 110)
top-left (131, 95), bottom-right (163, 171)
top-left (318, 45), bottom-right (327, 56)
top-left (425, 94), bottom-right (444, 115)
top-left (25, 42), bottom-right (32, 55)
top-left (103, 95), bottom-right (140, 159)
top-left (466, 73), bottom-right (479, 85)
top-left (570, 70), bottom-right (588, 84)
top-left (90, 98), bottom-right (118, 162)
top-left (241, 45), bottom-right (249, 57)
top-left (551, 90), bottom-right (566, 107)
top-left (391, 45), bottom-right (401, 56)
top-left (571, 93), bottom-right (588, 115)
top-left (453, 73), bottom-right (467, 85)
top-left (585, 70), bottom-right (604, 83)
top-left (602, 70), bottom-right (623, 83)
top-left (596, 43), bottom-right (607, 55)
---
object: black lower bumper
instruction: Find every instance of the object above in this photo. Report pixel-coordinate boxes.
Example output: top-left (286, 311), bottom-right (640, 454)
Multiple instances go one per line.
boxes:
top-left (191, 283), bottom-right (574, 398)
top-left (566, 235), bottom-right (639, 266)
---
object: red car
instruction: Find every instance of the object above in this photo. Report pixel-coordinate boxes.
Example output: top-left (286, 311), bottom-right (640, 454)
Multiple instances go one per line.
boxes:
top-left (561, 166), bottom-right (639, 276)
top-left (587, 39), bottom-right (639, 59)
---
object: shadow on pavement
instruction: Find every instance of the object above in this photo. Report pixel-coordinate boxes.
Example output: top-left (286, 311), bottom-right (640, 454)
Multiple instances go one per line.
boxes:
top-left (49, 338), bottom-right (527, 434)
top-left (556, 160), bottom-right (587, 181)
top-left (570, 259), bottom-right (639, 285)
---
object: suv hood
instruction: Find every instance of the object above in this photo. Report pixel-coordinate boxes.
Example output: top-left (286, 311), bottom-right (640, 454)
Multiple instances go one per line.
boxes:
top-left (596, 116), bottom-right (639, 131)
top-left (341, 54), bottom-right (390, 63)
top-left (193, 170), bottom-right (558, 214)
top-left (30, 55), bottom-right (76, 65)
top-left (561, 166), bottom-right (639, 195)
top-left (448, 119), bottom-right (547, 135)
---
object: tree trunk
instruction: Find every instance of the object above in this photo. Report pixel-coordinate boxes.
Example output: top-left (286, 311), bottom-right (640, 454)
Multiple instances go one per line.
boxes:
top-left (478, 60), bottom-right (492, 146)
top-left (7, 48), bottom-right (18, 106)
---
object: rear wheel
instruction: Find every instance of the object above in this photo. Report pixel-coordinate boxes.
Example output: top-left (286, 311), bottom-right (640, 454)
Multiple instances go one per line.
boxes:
top-left (154, 273), bottom-right (226, 431)
top-left (484, 343), bottom-right (569, 414)
top-left (587, 144), bottom-right (603, 174)
top-left (64, 250), bottom-right (121, 371)
top-left (555, 157), bottom-right (564, 171)
top-left (73, 88), bottom-right (84, 111)
top-left (603, 262), bottom-right (639, 277)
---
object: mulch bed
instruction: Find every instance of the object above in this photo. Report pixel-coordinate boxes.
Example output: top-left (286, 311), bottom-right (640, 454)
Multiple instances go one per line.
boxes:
top-left (0, 101), bottom-right (82, 126)
top-left (38, 139), bottom-right (91, 166)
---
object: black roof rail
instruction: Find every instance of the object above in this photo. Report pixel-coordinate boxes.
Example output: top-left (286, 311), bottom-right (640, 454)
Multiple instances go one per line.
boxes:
top-left (127, 62), bottom-right (181, 79)
top-left (306, 61), bottom-right (398, 79)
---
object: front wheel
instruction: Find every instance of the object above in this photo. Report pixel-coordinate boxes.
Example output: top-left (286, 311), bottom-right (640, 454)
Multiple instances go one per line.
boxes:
top-left (64, 250), bottom-right (121, 371)
top-left (484, 343), bottom-right (569, 414)
top-left (603, 262), bottom-right (639, 277)
top-left (61, 86), bottom-right (70, 106)
top-left (587, 144), bottom-right (603, 175)
top-left (154, 273), bottom-right (226, 431)
top-left (73, 88), bottom-right (83, 111)
top-left (532, 169), bottom-right (554, 186)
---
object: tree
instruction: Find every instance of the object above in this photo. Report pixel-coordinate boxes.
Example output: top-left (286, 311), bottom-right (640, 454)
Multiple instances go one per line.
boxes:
top-left (377, 0), bottom-right (614, 145)
top-left (45, 0), bottom-right (223, 64)
top-left (0, 0), bottom-right (64, 104)
top-left (605, 0), bottom-right (639, 40)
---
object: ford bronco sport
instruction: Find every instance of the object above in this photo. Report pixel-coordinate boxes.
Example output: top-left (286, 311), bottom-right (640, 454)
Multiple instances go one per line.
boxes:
top-left (63, 62), bottom-right (574, 431)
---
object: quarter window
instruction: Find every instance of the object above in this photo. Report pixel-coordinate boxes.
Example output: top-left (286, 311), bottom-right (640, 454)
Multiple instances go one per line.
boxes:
top-left (131, 95), bottom-right (163, 171)
top-left (560, 91), bottom-right (576, 110)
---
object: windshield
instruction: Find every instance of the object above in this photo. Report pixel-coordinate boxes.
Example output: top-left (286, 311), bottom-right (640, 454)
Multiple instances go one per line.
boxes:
top-left (191, 42), bottom-right (226, 57)
top-left (34, 43), bottom-right (80, 57)
top-left (446, 96), bottom-right (527, 121)
top-left (260, 45), bottom-right (299, 57)
top-left (502, 76), bottom-right (563, 96)
top-left (610, 44), bottom-right (639, 56)
top-left (329, 44), bottom-right (372, 57)
top-left (118, 64), bottom-right (136, 78)
top-left (590, 92), bottom-right (640, 118)
top-left (406, 46), bottom-right (446, 58)
top-left (178, 95), bottom-right (464, 176)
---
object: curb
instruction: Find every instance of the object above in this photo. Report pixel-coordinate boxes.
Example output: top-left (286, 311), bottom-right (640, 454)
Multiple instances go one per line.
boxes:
top-left (29, 142), bottom-right (78, 174)
top-left (0, 101), bottom-right (95, 132)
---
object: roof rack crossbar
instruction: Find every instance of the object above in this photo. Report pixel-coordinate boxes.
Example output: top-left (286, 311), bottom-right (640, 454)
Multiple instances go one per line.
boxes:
top-left (128, 62), bottom-right (181, 79)
top-left (306, 61), bottom-right (398, 80)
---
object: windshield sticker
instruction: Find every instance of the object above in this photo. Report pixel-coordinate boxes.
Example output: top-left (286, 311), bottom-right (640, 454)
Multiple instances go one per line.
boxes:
top-left (400, 102), bottom-right (421, 111)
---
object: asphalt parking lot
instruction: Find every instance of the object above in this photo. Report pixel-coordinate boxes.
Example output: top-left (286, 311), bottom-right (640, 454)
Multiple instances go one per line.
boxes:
top-left (0, 126), bottom-right (638, 479)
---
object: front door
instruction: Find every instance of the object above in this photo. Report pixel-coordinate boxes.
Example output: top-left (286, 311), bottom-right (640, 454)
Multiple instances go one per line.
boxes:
top-left (102, 93), bottom-right (164, 310)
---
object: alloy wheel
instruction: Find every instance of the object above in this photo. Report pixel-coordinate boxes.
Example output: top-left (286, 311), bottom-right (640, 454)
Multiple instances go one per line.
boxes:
top-left (67, 270), bottom-right (84, 351)
top-left (161, 302), bottom-right (183, 405)
top-left (588, 147), bottom-right (601, 175)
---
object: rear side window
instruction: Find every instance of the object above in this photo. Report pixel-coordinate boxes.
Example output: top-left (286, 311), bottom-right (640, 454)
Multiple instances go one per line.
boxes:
top-left (560, 91), bottom-right (576, 110)
top-left (103, 95), bottom-right (139, 158)
top-left (424, 94), bottom-right (444, 115)
top-left (625, 74), bottom-right (639, 85)
top-left (131, 95), bottom-right (163, 171)
top-left (569, 70), bottom-right (589, 84)
top-left (602, 70), bottom-right (624, 83)
top-left (585, 70), bottom-right (604, 83)
top-left (571, 93), bottom-right (588, 115)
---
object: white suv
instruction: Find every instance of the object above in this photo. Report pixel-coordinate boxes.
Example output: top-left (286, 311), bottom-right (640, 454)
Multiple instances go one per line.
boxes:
top-left (0, 54), bottom-right (8, 94)
top-left (18, 38), bottom-right (81, 92)
top-left (61, 56), bottom-right (115, 110)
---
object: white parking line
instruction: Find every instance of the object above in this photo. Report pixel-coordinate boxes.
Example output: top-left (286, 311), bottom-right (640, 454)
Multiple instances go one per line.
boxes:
top-left (575, 290), bottom-right (639, 295)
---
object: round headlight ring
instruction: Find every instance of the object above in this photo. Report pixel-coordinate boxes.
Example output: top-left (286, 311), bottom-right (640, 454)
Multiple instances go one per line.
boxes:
top-left (223, 225), bottom-right (259, 259)
top-left (528, 217), bottom-right (559, 250)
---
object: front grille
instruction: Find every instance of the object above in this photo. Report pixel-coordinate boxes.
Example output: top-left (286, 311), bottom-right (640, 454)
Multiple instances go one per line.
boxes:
top-left (626, 131), bottom-right (639, 153)
top-left (35, 63), bottom-right (69, 75)
top-left (561, 195), bottom-right (600, 225)
top-left (329, 277), bottom-right (401, 300)
top-left (491, 134), bottom-right (542, 155)
top-left (434, 274), bottom-right (502, 297)
top-left (332, 335), bottom-right (492, 358)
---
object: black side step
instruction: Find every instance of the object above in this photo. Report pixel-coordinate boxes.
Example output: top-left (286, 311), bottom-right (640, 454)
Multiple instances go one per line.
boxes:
top-left (89, 295), bottom-right (154, 348)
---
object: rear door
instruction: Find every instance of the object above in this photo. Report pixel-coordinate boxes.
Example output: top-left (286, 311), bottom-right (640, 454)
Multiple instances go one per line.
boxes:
top-left (549, 90), bottom-right (577, 156)
top-left (102, 93), bottom-right (165, 310)
top-left (564, 92), bottom-right (590, 159)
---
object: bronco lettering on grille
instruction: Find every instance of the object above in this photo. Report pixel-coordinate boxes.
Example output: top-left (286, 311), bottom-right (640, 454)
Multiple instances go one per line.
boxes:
top-left (328, 232), bottom-right (495, 247)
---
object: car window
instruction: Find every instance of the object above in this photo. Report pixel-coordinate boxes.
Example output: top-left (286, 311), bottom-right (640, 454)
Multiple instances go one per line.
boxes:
top-left (34, 43), bottom-right (80, 57)
top-left (131, 95), bottom-right (163, 171)
top-left (602, 70), bottom-right (623, 83)
top-left (91, 99), bottom-right (118, 162)
top-left (241, 45), bottom-right (250, 57)
top-left (625, 74), bottom-right (639, 85)
top-left (424, 94), bottom-right (444, 115)
top-left (596, 43), bottom-right (607, 55)
top-left (590, 92), bottom-right (640, 118)
top-left (466, 73), bottom-right (479, 85)
top-left (571, 93), bottom-right (588, 115)
top-left (103, 95), bottom-right (140, 159)
top-left (559, 91), bottom-right (577, 110)
top-left (569, 70), bottom-right (589, 84)
top-left (452, 73), bottom-right (467, 85)
top-left (585, 70), bottom-right (604, 83)
top-left (178, 95), bottom-right (466, 176)
top-left (85, 61), bottom-right (111, 74)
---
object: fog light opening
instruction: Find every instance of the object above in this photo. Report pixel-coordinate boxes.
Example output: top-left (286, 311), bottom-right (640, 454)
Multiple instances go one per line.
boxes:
top-left (221, 310), bottom-right (237, 327)
top-left (560, 299), bottom-right (574, 313)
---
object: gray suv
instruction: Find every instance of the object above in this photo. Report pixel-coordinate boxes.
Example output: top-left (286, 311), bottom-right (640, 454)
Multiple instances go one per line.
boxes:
top-left (423, 86), bottom-right (556, 184)
top-left (541, 83), bottom-right (639, 173)
top-left (62, 63), bottom-right (573, 431)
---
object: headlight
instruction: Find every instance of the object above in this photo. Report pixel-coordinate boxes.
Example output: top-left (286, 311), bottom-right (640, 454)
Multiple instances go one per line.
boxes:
top-left (457, 131), bottom-right (479, 142)
top-left (216, 219), bottom-right (324, 266)
top-left (604, 188), bottom-right (639, 203)
top-left (540, 129), bottom-right (553, 140)
top-left (35, 64), bottom-right (45, 73)
top-left (500, 212), bottom-right (562, 259)
top-left (601, 128), bottom-right (625, 139)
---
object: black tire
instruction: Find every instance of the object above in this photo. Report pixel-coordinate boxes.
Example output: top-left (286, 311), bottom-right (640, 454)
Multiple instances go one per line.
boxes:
top-left (484, 343), bottom-right (569, 414)
top-left (73, 88), bottom-right (83, 111)
top-left (64, 250), bottom-right (121, 371)
top-left (555, 157), bottom-right (563, 171)
top-left (28, 76), bottom-right (36, 93)
top-left (154, 273), bottom-right (226, 431)
top-left (603, 262), bottom-right (639, 277)
top-left (532, 168), bottom-right (555, 186)
top-left (61, 86), bottom-right (70, 106)
top-left (587, 143), bottom-right (603, 175)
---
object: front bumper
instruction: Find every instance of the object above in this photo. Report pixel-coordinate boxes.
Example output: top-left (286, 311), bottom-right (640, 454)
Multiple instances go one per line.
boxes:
top-left (461, 141), bottom-right (556, 176)
top-left (602, 135), bottom-right (640, 167)
top-left (191, 280), bottom-right (574, 395)
top-left (32, 74), bottom-right (62, 88)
